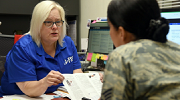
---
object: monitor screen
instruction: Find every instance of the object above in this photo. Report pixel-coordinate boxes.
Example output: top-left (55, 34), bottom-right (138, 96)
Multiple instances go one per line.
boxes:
top-left (161, 8), bottom-right (180, 44)
top-left (87, 22), bottom-right (114, 55)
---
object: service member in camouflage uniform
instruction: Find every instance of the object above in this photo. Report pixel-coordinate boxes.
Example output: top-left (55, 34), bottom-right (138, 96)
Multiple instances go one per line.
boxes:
top-left (100, 0), bottom-right (180, 100)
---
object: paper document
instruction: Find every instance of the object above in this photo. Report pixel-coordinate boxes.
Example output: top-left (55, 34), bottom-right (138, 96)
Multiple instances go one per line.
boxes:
top-left (81, 38), bottom-right (88, 50)
top-left (1, 94), bottom-right (55, 100)
top-left (53, 90), bottom-right (71, 99)
top-left (63, 73), bottom-right (103, 100)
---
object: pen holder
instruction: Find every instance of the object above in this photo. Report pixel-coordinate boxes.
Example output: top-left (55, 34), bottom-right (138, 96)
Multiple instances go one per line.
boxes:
top-left (97, 58), bottom-right (105, 69)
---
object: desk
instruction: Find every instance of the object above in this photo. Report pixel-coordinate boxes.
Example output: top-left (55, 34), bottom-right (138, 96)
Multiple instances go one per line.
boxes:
top-left (0, 93), bottom-right (70, 100)
top-left (47, 93), bottom-right (70, 100)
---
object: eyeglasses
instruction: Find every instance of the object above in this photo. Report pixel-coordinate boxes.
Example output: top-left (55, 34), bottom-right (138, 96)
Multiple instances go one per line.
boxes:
top-left (43, 20), bottom-right (64, 28)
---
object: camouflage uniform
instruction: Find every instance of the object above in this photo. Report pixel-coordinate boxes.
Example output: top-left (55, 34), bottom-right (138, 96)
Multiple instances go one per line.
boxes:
top-left (101, 39), bottom-right (180, 100)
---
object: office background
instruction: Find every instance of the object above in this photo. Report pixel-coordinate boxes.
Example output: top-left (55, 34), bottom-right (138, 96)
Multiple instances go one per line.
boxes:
top-left (80, 0), bottom-right (111, 38)
top-left (0, 0), bottom-right (179, 53)
top-left (80, 0), bottom-right (180, 51)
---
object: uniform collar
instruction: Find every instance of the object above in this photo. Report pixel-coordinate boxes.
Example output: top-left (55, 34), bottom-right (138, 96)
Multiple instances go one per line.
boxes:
top-left (36, 41), bottom-right (67, 56)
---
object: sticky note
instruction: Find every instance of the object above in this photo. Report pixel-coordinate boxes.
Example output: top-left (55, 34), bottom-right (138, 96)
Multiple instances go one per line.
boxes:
top-left (103, 55), bottom-right (108, 60)
top-left (104, 60), bottom-right (107, 65)
top-left (53, 95), bottom-right (61, 98)
top-left (100, 54), bottom-right (104, 60)
top-left (98, 54), bottom-right (102, 59)
top-left (91, 53), bottom-right (97, 62)
top-left (101, 55), bottom-right (105, 60)
top-left (105, 55), bottom-right (108, 60)
top-left (96, 54), bottom-right (100, 59)
top-left (87, 53), bottom-right (93, 61)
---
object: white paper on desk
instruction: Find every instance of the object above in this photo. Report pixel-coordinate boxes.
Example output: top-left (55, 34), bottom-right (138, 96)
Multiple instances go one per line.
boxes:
top-left (53, 90), bottom-right (71, 98)
top-left (81, 38), bottom-right (88, 50)
top-left (1, 94), bottom-right (55, 100)
top-left (63, 73), bottom-right (103, 100)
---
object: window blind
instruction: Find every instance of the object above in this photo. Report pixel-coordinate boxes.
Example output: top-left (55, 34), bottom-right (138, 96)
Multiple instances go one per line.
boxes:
top-left (157, 0), bottom-right (180, 9)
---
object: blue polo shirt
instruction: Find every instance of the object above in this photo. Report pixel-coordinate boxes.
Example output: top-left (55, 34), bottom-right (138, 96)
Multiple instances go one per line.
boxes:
top-left (0, 34), bottom-right (81, 96)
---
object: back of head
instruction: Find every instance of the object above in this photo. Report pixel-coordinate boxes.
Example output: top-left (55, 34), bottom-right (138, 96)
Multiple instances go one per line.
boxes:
top-left (29, 0), bottom-right (66, 47)
top-left (108, 0), bottom-right (169, 43)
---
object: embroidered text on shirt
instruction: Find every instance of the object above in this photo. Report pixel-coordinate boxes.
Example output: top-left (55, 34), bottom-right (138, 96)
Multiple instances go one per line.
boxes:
top-left (64, 56), bottom-right (73, 65)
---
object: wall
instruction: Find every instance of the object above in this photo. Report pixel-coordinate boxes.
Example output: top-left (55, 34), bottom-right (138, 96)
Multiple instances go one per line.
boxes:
top-left (39, 0), bottom-right (80, 15)
top-left (80, 0), bottom-right (111, 38)
top-left (0, 14), bottom-right (31, 35)
top-left (0, 0), bottom-right (39, 15)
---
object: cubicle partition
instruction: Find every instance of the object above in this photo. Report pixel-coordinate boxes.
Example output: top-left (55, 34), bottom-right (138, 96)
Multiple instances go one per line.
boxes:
top-left (0, 35), bottom-right (14, 56)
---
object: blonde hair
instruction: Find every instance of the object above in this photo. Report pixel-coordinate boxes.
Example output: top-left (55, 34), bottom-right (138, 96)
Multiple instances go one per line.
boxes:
top-left (28, 0), bottom-right (66, 47)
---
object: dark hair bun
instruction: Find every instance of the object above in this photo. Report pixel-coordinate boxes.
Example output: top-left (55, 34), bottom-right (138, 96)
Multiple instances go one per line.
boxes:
top-left (147, 17), bottom-right (169, 43)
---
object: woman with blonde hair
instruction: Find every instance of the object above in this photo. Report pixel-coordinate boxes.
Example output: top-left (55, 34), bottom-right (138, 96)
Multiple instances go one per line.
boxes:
top-left (0, 0), bottom-right (83, 97)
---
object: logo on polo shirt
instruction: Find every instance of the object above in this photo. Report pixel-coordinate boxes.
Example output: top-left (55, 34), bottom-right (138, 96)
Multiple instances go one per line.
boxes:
top-left (64, 56), bottom-right (73, 65)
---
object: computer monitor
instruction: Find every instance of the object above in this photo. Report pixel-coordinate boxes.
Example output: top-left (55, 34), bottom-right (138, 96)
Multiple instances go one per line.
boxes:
top-left (161, 8), bottom-right (180, 44)
top-left (87, 22), bottom-right (114, 55)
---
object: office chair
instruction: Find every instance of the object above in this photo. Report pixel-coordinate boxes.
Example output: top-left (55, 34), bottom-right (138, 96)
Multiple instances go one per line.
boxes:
top-left (14, 34), bottom-right (24, 44)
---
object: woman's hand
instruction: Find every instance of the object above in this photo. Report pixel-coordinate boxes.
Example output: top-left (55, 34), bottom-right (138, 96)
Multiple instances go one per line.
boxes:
top-left (43, 70), bottom-right (65, 87)
top-left (16, 70), bottom-right (64, 97)
top-left (99, 73), bottom-right (103, 83)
